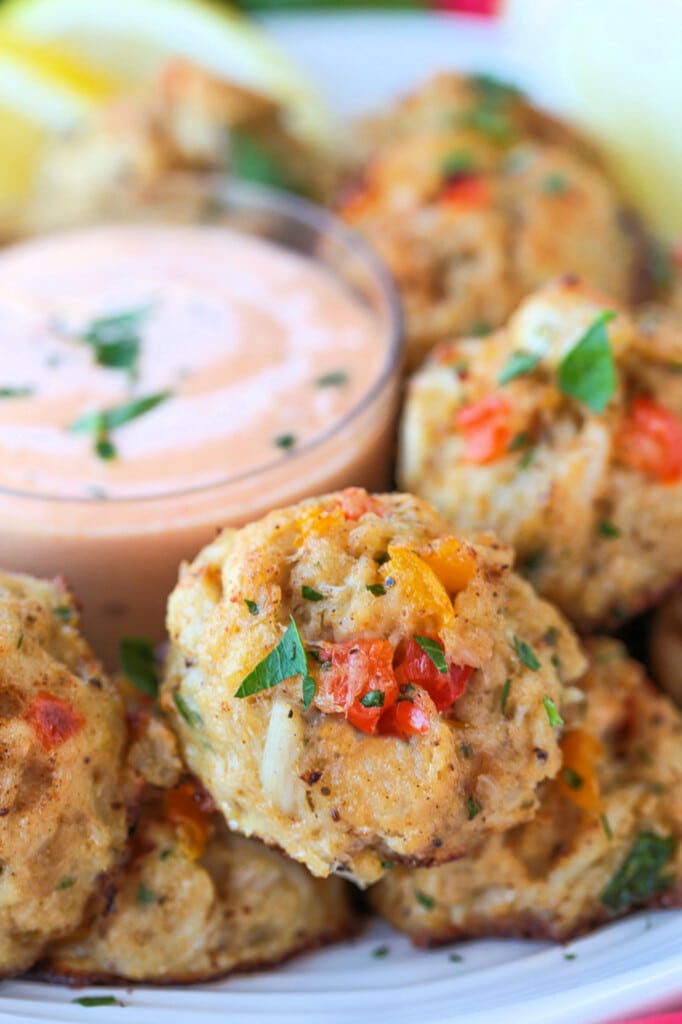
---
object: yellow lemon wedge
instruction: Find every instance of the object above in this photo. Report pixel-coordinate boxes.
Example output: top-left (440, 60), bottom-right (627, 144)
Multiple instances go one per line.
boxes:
top-left (0, 32), bottom-right (115, 213)
top-left (0, 0), bottom-right (334, 148)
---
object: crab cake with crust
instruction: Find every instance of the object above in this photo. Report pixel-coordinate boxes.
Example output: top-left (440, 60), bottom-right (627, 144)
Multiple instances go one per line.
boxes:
top-left (339, 74), bottom-right (643, 370)
top-left (399, 279), bottom-right (682, 630)
top-left (0, 571), bottom-right (131, 977)
top-left (162, 488), bottom-right (585, 887)
top-left (43, 776), bottom-right (354, 984)
top-left (369, 638), bottom-right (682, 944)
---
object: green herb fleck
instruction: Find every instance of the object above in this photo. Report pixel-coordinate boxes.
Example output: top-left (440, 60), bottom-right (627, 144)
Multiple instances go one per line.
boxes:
top-left (543, 696), bottom-right (564, 727)
top-left (501, 678), bottom-right (512, 714)
top-left (173, 692), bottom-right (202, 728)
top-left (274, 433), bottom-right (296, 451)
top-left (302, 585), bottom-right (323, 602)
top-left (414, 635), bottom-right (447, 674)
top-left (119, 636), bottom-right (158, 698)
top-left (372, 945), bottom-right (390, 959)
top-left (234, 616), bottom-right (310, 707)
top-left (359, 689), bottom-right (385, 709)
top-left (564, 953), bottom-right (577, 961)
top-left (366, 583), bottom-right (386, 596)
top-left (302, 674), bottom-right (316, 712)
top-left (136, 883), bottom-right (156, 905)
top-left (72, 996), bottom-right (121, 1008)
top-left (230, 130), bottom-right (294, 191)
top-left (463, 106), bottom-right (516, 144)
top-left (315, 370), bottom-right (349, 388)
top-left (53, 605), bottom-right (73, 623)
top-left (16, 630), bottom-right (23, 650)
top-left (601, 814), bottom-right (614, 841)
top-left (471, 73), bottom-right (523, 102)
top-left (245, 599), bottom-right (259, 616)
top-left (381, 860), bottom-right (395, 870)
top-left (518, 447), bottom-right (534, 470)
top-left (542, 173), bottom-right (568, 195)
top-left (557, 311), bottom-right (617, 413)
top-left (598, 519), bottom-right (621, 539)
top-left (508, 431), bottom-right (529, 452)
top-left (95, 437), bottom-right (116, 460)
top-left (601, 832), bottom-right (676, 914)
top-left (522, 549), bottom-right (545, 574)
top-left (70, 391), bottom-right (172, 460)
top-left (460, 743), bottom-right (472, 759)
top-left (499, 350), bottom-right (541, 385)
top-left (0, 386), bottom-right (32, 398)
top-left (416, 890), bottom-right (435, 911)
top-left (160, 848), bottom-right (173, 861)
top-left (543, 627), bottom-right (559, 646)
top-left (442, 149), bottom-right (476, 178)
top-left (514, 635), bottom-right (540, 671)
top-left (562, 767), bottom-right (583, 790)
top-left (448, 953), bottom-right (464, 963)
top-left (467, 796), bottom-right (481, 820)
top-left (56, 876), bottom-right (75, 890)
top-left (468, 320), bottom-right (492, 337)
top-left (75, 307), bottom-right (149, 375)
top-left (646, 239), bottom-right (674, 291)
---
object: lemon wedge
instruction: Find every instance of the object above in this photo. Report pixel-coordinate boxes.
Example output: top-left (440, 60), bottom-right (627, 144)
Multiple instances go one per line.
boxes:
top-left (0, 0), bottom-right (333, 148)
top-left (0, 32), bottom-right (115, 212)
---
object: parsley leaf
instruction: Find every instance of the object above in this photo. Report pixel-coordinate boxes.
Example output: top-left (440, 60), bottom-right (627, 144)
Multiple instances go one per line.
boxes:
top-left (442, 149), bottom-right (476, 179)
top-left (543, 696), bottom-right (564, 727)
top-left (136, 883), bottom-right (156, 905)
top-left (601, 832), bottom-right (676, 914)
top-left (598, 519), bottom-right (621, 539)
top-left (416, 890), bottom-right (435, 911)
top-left (557, 311), bottom-right (617, 413)
top-left (499, 350), bottom-right (541, 385)
top-left (467, 796), bottom-right (481, 820)
top-left (119, 636), bottom-right (158, 698)
top-left (601, 813), bottom-right (614, 841)
top-left (372, 945), bottom-right (390, 959)
top-left (173, 692), bottom-right (202, 728)
top-left (0, 386), bottom-right (32, 398)
top-left (76, 307), bottom-right (149, 374)
top-left (72, 996), bottom-right (121, 1007)
top-left (53, 605), bottom-right (73, 622)
top-left (513, 635), bottom-right (540, 671)
top-left (562, 767), bottom-right (583, 790)
top-left (413, 635), bottom-right (447, 674)
top-left (359, 689), bottom-right (385, 708)
top-left (302, 674), bottom-right (316, 712)
top-left (301, 585), bottom-right (323, 602)
top-left (274, 433), bottom-right (296, 451)
top-left (245, 599), bottom-right (259, 616)
top-left (501, 678), bottom-right (512, 714)
top-left (56, 876), bottom-right (75, 890)
top-left (315, 370), bottom-right (349, 388)
top-left (542, 173), bottom-right (568, 195)
top-left (70, 392), bottom-right (172, 459)
top-left (366, 583), bottom-right (386, 596)
top-left (234, 616), bottom-right (309, 699)
top-left (230, 131), bottom-right (293, 190)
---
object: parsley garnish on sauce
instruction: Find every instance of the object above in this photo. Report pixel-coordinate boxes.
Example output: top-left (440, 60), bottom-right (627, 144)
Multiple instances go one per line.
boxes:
top-left (234, 616), bottom-right (315, 707)
top-left (274, 433), bottom-right (296, 451)
top-left (0, 387), bottom-right (32, 398)
top-left (75, 306), bottom-right (149, 374)
top-left (513, 635), bottom-right (540, 671)
top-left (70, 391), bottom-right (172, 460)
top-left (315, 370), bottom-right (349, 388)
top-left (413, 635), bottom-right (447, 673)
top-left (557, 311), bottom-right (617, 413)
top-left (498, 350), bottom-right (541, 385)
top-left (119, 636), bottom-right (158, 698)
top-left (601, 832), bottom-right (676, 914)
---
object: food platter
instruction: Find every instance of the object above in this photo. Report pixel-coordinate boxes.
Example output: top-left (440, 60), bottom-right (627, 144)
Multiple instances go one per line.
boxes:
top-left (1, 4), bottom-right (681, 1022)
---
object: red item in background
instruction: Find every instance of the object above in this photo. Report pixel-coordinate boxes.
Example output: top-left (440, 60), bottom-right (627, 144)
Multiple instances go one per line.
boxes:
top-left (433, 0), bottom-right (501, 16)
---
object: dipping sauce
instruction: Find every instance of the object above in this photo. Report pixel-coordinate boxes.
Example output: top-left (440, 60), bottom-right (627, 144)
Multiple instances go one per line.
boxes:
top-left (0, 218), bottom-right (399, 661)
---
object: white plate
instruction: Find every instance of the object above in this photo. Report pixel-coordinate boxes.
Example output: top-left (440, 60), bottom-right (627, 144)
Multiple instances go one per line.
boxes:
top-left (4, 6), bottom-right (682, 1022)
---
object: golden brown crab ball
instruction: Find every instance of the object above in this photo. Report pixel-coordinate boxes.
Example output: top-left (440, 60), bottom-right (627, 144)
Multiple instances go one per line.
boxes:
top-left (650, 590), bottom-right (682, 707)
top-left (369, 637), bottom-right (682, 944)
top-left (338, 74), bottom-right (644, 370)
top-left (0, 572), bottom-right (131, 977)
top-left (399, 278), bottom-right (682, 631)
top-left (43, 776), bottom-right (354, 984)
top-left (162, 488), bottom-right (585, 888)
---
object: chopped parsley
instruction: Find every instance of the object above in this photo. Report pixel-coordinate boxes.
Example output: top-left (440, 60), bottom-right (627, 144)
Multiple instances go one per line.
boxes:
top-left (245, 599), bottom-right (259, 616)
top-left (0, 386), bottom-right (32, 398)
top-left (463, 106), bottom-right (516, 144)
top-left (542, 173), bottom-right (568, 195)
top-left (366, 583), bottom-right (386, 596)
top-left (234, 615), bottom-right (315, 708)
top-left (501, 678), bottom-right (512, 714)
top-left (274, 433), bottom-right (296, 451)
top-left (70, 391), bottom-right (172, 460)
top-left (302, 674), bottom-right (316, 712)
top-left (499, 350), bottom-right (541, 385)
top-left (95, 437), bottom-right (116, 460)
top-left (136, 883), bottom-right (156, 905)
top-left (315, 370), bottom-right (349, 388)
top-left (416, 890), bottom-right (435, 911)
top-left (230, 130), bottom-right (294, 191)
top-left (441, 149), bottom-right (476, 179)
top-left (471, 73), bottom-right (523, 102)
top-left (601, 813), bottom-right (614, 841)
top-left (543, 696), bottom-right (564, 727)
top-left (380, 860), bottom-right (396, 870)
top-left (413, 635), bottom-right (447, 674)
top-left (521, 549), bottom-right (545, 574)
top-left (601, 832), bottom-right (676, 914)
top-left (564, 953), bottom-right (577, 961)
top-left (301, 585), bottom-right (324, 602)
top-left (518, 447), bottom-right (534, 470)
top-left (562, 767), bottom-right (583, 790)
top-left (467, 796), bottom-right (481, 820)
top-left (372, 945), bottom-right (390, 959)
top-left (16, 630), bottom-right (23, 650)
top-left (557, 311), bottom-right (617, 414)
top-left (543, 627), bottom-right (559, 646)
top-left (53, 605), bottom-right (73, 622)
top-left (160, 848), bottom-right (173, 861)
top-left (598, 519), bottom-right (621, 539)
top-left (508, 431), bottom-right (529, 452)
top-left (359, 689), bottom-right (385, 708)
top-left (173, 692), bottom-right (202, 728)
top-left (119, 636), bottom-right (158, 698)
top-left (468, 320), bottom-right (492, 337)
top-left (449, 953), bottom-right (464, 963)
top-left (514, 635), bottom-right (540, 671)
top-left (460, 743), bottom-right (473, 759)
top-left (56, 876), bottom-right (75, 890)
top-left (72, 996), bottom-right (121, 1008)
top-left (73, 306), bottom-right (149, 375)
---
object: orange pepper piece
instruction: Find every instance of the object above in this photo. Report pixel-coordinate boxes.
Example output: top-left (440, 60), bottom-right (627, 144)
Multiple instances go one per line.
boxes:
top-left (418, 536), bottom-right (477, 594)
top-left (381, 545), bottom-right (454, 628)
top-left (164, 781), bottom-right (212, 861)
top-left (557, 728), bottom-right (602, 813)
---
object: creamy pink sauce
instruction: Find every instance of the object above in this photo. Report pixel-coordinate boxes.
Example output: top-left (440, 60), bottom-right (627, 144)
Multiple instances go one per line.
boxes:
top-left (0, 224), bottom-right (383, 499)
top-left (0, 223), bottom-right (398, 662)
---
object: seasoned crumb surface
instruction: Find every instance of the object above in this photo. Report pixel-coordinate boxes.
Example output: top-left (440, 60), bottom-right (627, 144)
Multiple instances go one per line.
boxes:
top-left (162, 488), bottom-right (584, 886)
